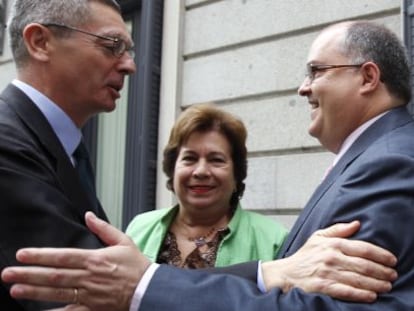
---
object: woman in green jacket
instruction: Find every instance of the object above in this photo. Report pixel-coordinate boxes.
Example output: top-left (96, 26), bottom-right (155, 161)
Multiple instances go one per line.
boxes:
top-left (126, 103), bottom-right (287, 268)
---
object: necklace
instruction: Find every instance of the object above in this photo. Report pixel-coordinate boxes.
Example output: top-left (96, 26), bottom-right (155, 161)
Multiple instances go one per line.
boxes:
top-left (188, 227), bottom-right (217, 247)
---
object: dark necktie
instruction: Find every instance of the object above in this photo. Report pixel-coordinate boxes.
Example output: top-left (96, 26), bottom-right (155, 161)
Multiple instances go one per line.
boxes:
top-left (73, 141), bottom-right (97, 200)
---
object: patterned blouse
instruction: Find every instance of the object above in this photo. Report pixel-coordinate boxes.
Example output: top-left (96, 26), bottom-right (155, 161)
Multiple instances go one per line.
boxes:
top-left (157, 228), bottom-right (229, 268)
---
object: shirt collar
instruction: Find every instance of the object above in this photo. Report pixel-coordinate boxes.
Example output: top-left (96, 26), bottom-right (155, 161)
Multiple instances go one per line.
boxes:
top-left (12, 79), bottom-right (82, 158)
top-left (333, 111), bottom-right (389, 167)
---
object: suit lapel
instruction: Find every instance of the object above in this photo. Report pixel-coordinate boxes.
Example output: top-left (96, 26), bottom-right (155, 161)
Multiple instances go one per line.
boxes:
top-left (1, 84), bottom-right (107, 221)
top-left (278, 107), bottom-right (413, 257)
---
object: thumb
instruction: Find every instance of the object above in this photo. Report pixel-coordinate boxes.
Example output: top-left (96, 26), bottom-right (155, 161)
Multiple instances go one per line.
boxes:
top-left (85, 212), bottom-right (131, 246)
top-left (315, 220), bottom-right (361, 238)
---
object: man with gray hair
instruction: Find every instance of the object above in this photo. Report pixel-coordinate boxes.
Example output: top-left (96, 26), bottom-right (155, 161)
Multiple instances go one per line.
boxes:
top-left (0, 0), bottom-right (136, 309)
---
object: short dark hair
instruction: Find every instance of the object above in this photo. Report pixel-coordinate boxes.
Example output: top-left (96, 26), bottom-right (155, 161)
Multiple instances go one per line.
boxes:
top-left (163, 103), bottom-right (248, 209)
top-left (341, 21), bottom-right (411, 103)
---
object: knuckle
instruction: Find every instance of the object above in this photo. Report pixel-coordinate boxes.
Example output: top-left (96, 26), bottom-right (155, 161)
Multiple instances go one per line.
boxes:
top-left (353, 276), bottom-right (364, 288)
top-left (321, 251), bottom-right (340, 266)
top-left (356, 258), bottom-right (383, 277)
top-left (54, 287), bottom-right (67, 300)
top-left (55, 252), bottom-right (69, 265)
top-left (357, 247), bottom-right (371, 258)
top-left (327, 238), bottom-right (343, 249)
top-left (310, 279), bottom-right (333, 293)
top-left (47, 269), bottom-right (64, 285)
top-left (86, 254), bottom-right (106, 269)
top-left (361, 264), bottom-right (375, 275)
top-left (318, 267), bottom-right (331, 278)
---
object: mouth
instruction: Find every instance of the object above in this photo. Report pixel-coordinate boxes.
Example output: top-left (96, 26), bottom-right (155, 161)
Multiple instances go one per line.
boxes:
top-left (188, 185), bottom-right (214, 194)
top-left (107, 81), bottom-right (124, 99)
top-left (308, 100), bottom-right (320, 120)
top-left (309, 100), bottom-right (319, 110)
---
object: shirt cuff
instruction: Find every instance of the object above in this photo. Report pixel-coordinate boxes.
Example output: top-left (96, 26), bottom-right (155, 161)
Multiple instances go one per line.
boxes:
top-left (257, 260), bottom-right (267, 293)
top-left (129, 263), bottom-right (160, 311)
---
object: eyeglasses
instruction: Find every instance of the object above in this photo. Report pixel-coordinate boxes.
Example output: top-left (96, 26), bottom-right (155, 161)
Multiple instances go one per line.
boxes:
top-left (41, 23), bottom-right (135, 58)
top-left (305, 63), bottom-right (364, 82)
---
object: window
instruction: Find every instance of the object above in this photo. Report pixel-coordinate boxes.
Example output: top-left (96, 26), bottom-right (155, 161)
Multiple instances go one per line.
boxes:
top-left (122, 0), bottom-right (164, 230)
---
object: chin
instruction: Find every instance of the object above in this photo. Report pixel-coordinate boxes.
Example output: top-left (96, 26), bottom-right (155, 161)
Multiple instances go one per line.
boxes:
top-left (308, 122), bottom-right (322, 139)
top-left (100, 101), bottom-right (117, 113)
top-left (308, 127), bottom-right (318, 138)
top-left (188, 199), bottom-right (213, 208)
top-left (105, 105), bottom-right (117, 112)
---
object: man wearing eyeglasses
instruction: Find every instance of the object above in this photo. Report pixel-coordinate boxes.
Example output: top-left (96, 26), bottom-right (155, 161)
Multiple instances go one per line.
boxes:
top-left (0, 0), bottom-right (135, 309)
top-left (2, 19), bottom-right (414, 311)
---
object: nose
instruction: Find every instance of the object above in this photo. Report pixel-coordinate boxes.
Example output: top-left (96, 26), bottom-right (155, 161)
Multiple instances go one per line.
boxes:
top-left (117, 53), bottom-right (137, 75)
top-left (193, 159), bottom-right (210, 178)
top-left (298, 77), bottom-right (311, 96)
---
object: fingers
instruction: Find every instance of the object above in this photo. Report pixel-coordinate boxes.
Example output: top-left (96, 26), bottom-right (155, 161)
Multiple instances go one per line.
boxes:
top-left (2, 266), bottom-right (88, 288)
top-left (331, 238), bottom-right (397, 268)
top-left (311, 259), bottom-right (393, 293)
top-left (310, 238), bottom-right (398, 282)
top-left (313, 222), bottom-right (397, 268)
top-left (1, 224), bottom-right (147, 311)
top-left (277, 227), bottom-right (399, 302)
top-left (351, 257), bottom-right (396, 282)
top-left (315, 221), bottom-right (360, 238)
top-left (312, 282), bottom-right (378, 303)
top-left (333, 269), bottom-right (392, 294)
top-left (9, 284), bottom-right (80, 304)
top-left (9, 213), bottom-right (134, 270)
top-left (304, 242), bottom-right (397, 291)
top-left (14, 247), bottom-right (93, 268)
top-left (84, 212), bottom-right (131, 246)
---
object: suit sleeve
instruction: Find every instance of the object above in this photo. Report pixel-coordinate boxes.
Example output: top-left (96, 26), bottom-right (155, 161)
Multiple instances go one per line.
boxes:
top-left (203, 261), bottom-right (258, 283)
top-left (138, 153), bottom-right (414, 311)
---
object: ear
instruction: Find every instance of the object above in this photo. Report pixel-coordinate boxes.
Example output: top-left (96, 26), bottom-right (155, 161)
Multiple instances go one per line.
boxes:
top-left (359, 61), bottom-right (381, 95)
top-left (22, 23), bottom-right (53, 62)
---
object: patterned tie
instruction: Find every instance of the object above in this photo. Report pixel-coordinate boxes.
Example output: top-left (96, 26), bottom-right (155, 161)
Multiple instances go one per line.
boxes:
top-left (73, 141), bottom-right (97, 200)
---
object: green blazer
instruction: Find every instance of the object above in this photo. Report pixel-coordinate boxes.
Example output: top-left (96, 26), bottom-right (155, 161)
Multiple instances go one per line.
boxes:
top-left (126, 204), bottom-right (288, 267)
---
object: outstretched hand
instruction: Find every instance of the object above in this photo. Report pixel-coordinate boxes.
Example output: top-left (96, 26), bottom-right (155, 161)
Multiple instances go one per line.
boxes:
top-left (262, 221), bottom-right (397, 302)
top-left (1, 212), bottom-right (151, 311)
top-left (2, 217), bottom-right (399, 308)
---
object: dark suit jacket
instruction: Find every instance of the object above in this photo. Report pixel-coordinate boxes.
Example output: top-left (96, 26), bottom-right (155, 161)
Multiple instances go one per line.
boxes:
top-left (140, 106), bottom-right (414, 310)
top-left (0, 84), bottom-right (108, 310)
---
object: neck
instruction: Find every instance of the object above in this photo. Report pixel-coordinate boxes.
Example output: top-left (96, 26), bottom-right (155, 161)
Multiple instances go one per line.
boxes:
top-left (176, 205), bottom-right (231, 227)
top-left (171, 207), bottom-right (231, 240)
